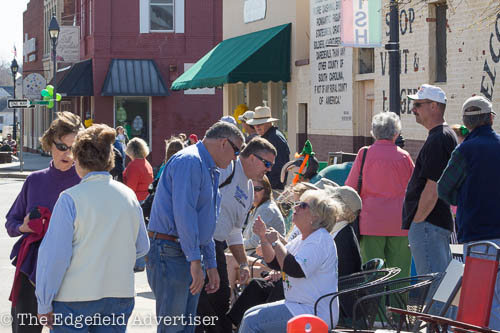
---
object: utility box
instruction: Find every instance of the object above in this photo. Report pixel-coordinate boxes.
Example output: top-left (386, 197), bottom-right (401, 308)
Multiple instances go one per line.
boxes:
top-left (327, 152), bottom-right (357, 165)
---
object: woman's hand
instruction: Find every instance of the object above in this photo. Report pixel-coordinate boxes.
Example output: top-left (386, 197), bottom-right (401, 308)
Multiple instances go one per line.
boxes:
top-left (265, 229), bottom-right (279, 243)
top-left (252, 216), bottom-right (268, 239)
top-left (19, 214), bottom-right (34, 233)
top-left (265, 270), bottom-right (282, 282)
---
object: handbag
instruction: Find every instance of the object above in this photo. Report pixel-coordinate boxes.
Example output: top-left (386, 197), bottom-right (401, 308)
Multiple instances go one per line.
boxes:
top-left (352, 148), bottom-right (368, 241)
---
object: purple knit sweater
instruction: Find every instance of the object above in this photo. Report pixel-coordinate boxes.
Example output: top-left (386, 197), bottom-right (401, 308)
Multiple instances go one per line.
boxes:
top-left (5, 161), bottom-right (81, 283)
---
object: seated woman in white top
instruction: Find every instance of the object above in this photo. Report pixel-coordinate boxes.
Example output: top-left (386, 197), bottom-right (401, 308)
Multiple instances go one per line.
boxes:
top-left (238, 189), bottom-right (342, 332)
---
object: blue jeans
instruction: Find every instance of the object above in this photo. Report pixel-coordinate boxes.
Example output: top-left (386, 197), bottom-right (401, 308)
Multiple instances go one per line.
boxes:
top-left (146, 238), bottom-right (201, 333)
top-left (51, 297), bottom-right (134, 332)
top-left (238, 300), bottom-right (293, 333)
top-left (408, 221), bottom-right (452, 315)
top-left (463, 239), bottom-right (500, 330)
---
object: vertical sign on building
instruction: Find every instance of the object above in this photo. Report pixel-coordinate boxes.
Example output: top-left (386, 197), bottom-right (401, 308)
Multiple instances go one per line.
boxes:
top-left (341, 0), bottom-right (382, 47)
top-left (310, 0), bottom-right (353, 133)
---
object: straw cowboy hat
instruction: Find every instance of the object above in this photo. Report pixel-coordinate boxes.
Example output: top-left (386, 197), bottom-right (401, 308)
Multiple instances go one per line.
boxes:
top-left (246, 106), bottom-right (279, 126)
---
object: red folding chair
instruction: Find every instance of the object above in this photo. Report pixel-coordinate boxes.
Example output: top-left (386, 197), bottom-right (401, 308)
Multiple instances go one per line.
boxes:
top-left (287, 314), bottom-right (328, 333)
top-left (388, 241), bottom-right (500, 333)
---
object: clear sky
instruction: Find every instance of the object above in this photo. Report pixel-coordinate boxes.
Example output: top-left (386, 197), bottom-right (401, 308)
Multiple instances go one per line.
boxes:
top-left (0, 0), bottom-right (30, 65)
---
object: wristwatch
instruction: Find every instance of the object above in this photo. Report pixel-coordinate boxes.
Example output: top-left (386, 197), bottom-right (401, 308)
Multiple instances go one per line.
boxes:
top-left (239, 263), bottom-right (249, 269)
top-left (271, 241), bottom-right (278, 248)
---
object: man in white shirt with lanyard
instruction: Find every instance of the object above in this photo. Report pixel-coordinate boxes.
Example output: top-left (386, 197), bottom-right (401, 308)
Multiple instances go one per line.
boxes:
top-left (197, 137), bottom-right (277, 333)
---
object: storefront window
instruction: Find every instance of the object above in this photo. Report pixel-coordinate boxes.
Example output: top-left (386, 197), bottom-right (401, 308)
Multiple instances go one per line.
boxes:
top-left (115, 97), bottom-right (150, 144)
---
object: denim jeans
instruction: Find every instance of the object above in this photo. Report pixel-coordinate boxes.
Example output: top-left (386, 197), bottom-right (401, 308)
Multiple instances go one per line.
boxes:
top-left (51, 297), bottom-right (134, 332)
top-left (463, 239), bottom-right (500, 330)
top-left (408, 221), bottom-right (451, 315)
top-left (238, 300), bottom-right (293, 333)
top-left (146, 238), bottom-right (201, 333)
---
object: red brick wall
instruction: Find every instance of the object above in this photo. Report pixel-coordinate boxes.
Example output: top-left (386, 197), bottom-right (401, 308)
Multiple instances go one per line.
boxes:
top-left (80, 0), bottom-right (223, 165)
top-left (23, 0), bottom-right (44, 76)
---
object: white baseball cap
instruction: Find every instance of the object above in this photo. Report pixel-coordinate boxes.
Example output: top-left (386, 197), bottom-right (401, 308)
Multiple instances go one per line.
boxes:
top-left (238, 111), bottom-right (255, 123)
top-left (408, 84), bottom-right (447, 104)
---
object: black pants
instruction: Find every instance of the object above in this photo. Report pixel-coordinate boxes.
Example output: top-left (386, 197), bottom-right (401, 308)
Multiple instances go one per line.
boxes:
top-left (196, 240), bottom-right (232, 333)
top-left (226, 278), bottom-right (285, 326)
top-left (11, 272), bottom-right (43, 333)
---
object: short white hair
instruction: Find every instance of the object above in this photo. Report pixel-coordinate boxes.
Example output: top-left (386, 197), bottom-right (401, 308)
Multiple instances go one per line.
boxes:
top-left (371, 112), bottom-right (401, 140)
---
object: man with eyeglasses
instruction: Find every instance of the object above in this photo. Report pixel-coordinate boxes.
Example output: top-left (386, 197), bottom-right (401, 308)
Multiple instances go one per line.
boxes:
top-left (437, 95), bottom-right (500, 329)
top-left (147, 121), bottom-right (244, 332)
top-left (402, 84), bottom-right (458, 314)
top-left (197, 137), bottom-right (277, 333)
top-left (247, 106), bottom-right (290, 190)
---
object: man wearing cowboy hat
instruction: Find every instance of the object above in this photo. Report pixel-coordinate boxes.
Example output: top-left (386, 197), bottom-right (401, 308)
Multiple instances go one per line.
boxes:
top-left (247, 106), bottom-right (290, 190)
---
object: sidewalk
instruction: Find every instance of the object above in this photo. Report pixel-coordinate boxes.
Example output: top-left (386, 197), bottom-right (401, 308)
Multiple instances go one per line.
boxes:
top-left (0, 152), bottom-right (52, 179)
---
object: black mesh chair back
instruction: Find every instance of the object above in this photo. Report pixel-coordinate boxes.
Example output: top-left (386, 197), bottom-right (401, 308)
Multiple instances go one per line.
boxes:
top-left (347, 273), bottom-right (441, 332)
top-left (315, 267), bottom-right (401, 328)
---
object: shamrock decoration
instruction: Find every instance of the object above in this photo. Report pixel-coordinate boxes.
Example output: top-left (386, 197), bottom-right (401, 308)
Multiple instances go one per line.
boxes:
top-left (40, 85), bottom-right (62, 109)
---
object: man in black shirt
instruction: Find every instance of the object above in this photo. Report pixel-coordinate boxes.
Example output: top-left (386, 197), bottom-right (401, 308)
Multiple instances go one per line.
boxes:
top-left (247, 106), bottom-right (290, 190)
top-left (402, 85), bottom-right (457, 304)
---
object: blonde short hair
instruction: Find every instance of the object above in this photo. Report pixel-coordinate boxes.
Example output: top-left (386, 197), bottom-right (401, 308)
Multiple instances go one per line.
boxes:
top-left (300, 189), bottom-right (343, 233)
top-left (126, 137), bottom-right (149, 159)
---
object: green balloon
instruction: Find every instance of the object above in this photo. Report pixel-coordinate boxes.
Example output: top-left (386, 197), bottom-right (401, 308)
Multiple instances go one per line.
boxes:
top-left (43, 95), bottom-right (51, 101)
top-left (41, 89), bottom-right (49, 97)
top-left (56, 93), bottom-right (62, 101)
top-left (46, 85), bottom-right (54, 95)
top-left (48, 100), bottom-right (54, 109)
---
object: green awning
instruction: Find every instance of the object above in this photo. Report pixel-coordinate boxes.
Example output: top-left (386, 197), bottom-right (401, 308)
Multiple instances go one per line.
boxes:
top-left (171, 23), bottom-right (291, 90)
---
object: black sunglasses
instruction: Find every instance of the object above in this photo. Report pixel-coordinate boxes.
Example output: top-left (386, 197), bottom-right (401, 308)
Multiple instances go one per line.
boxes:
top-left (254, 186), bottom-right (264, 192)
top-left (53, 141), bottom-right (71, 152)
top-left (253, 153), bottom-right (274, 169)
top-left (294, 201), bottom-right (310, 210)
top-left (412, 101), bottom-right (433, 109)
top-left (226, 138), bottom-right (240, 156)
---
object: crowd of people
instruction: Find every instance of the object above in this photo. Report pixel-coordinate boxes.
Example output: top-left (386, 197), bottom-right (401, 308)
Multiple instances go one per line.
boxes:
top-left (3, 83), bottom-right (500, 332)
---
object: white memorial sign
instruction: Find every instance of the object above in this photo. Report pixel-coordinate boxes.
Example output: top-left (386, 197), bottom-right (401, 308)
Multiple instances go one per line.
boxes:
top-left (310, 0), bottom-right (353, 132)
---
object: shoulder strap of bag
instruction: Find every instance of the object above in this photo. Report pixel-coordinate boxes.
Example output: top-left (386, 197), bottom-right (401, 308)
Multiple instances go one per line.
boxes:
top-left (357, 148), bottom-right (368, 193)
top-left (219, 161), bottom-right (236, 189)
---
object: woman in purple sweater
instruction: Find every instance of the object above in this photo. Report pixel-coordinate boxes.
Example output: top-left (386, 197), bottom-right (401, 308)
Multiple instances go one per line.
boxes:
top-left (5, 111), bottom-right (82, 333)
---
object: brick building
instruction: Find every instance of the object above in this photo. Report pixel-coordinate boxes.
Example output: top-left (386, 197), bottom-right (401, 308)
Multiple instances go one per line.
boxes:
top-left (23, 0), bottom-right (223, 165)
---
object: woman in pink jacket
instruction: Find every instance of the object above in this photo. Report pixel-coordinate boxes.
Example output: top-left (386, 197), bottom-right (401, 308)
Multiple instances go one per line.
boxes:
top-left (345, 112), bottom-right (414, 278)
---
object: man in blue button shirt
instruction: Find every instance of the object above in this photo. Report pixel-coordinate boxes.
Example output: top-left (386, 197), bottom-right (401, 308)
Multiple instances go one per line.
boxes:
top-left (147, 121), bottom-right (244, 332)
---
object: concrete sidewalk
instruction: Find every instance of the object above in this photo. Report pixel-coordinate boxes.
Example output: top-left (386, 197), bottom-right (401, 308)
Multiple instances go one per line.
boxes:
top-left (0, 152), bottom-right (52, 179)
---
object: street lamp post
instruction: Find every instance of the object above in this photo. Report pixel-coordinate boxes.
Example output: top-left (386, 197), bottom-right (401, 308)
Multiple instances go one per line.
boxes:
top-left (10, 58), bottom-right (18, 141)
top-left (386, 0), bottom-right (405, 147)
top-left (49, 15), bottom-right (60, 120)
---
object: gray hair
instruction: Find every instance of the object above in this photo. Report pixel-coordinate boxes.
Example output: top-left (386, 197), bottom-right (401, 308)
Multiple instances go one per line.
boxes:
top-left (463, 108), bottom-right (493, 130)
top-left (300, 190), bottom-right (342, 233)
top-left (126, 137), bottom-right (149, 159)
top-left (205, 121), bottom-right (244, 143)
top-left (371, 112), bottom-right (401, 140)
top-left (240, 137), bottom-right (277, 158)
